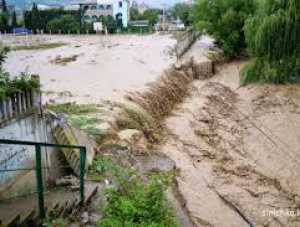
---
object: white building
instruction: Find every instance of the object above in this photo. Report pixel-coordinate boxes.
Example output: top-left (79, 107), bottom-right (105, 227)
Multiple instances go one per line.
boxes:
top-left (80, 0), bottom-right (130, 27)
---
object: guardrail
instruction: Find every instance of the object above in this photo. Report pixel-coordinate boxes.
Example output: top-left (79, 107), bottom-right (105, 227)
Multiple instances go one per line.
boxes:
top-left (0, 139), bottom-right (87, 219)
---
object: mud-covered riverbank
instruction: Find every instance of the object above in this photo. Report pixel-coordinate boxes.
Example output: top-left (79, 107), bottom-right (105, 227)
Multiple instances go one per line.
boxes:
top-left (160, 61), bottom-right (300, 227)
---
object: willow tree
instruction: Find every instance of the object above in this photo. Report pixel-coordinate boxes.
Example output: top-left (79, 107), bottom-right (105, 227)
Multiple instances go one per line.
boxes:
top-left (241, 0), bottom-right (300, 84)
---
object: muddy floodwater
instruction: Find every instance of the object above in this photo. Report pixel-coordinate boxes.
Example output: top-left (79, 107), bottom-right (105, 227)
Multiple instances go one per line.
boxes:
top-left (3, 34), bottom-right (176, 104)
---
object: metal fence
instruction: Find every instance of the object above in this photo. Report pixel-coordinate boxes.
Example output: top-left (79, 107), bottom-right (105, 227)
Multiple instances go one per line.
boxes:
top-left (0, 139), bottom-right (87, 219)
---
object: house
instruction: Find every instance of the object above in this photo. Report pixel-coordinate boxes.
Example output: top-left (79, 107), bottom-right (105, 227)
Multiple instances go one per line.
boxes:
top-left (79, 0), bottom-right (130, 28)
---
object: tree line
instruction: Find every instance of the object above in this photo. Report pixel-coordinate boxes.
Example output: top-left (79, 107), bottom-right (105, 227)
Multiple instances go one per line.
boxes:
top-left (1, 1), bottom-right (192, 34)
top-left (0, 0), bottom-right (18, 32)
top-left (0, 1), bottom-right (119, 34)
top-left (190, 0), bottom-right (299, 84)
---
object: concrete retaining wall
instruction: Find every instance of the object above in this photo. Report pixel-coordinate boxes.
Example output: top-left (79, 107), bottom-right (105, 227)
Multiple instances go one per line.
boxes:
top-left (53, 123), bottom-right (96, 176)
top-left (175, 29), bottom-right (201, 59)
top-left (0, 112), bottom-right (58, 200)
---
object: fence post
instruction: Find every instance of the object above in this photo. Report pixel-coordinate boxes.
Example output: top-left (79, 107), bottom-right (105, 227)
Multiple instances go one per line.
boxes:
top-left (17, 92), bottom-right (22, 114)
top-left (0, 99), bottom-right (3, 120)
top-left (21, 92), bottom-right (27, 112)
top-left (35, 144), bottom-right (45, 219)
top-left (2, 99), bottom-right (8, 120)
top-left (7, 98), bottom-right (13, 118)
top-left (26, 90), bottom-right (32, 109)
top-left (80, 147), bottom-right (86, 204)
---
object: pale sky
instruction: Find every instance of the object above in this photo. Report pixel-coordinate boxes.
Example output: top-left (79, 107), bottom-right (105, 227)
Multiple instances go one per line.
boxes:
top-left (136, 0), bottom-right (189, 8)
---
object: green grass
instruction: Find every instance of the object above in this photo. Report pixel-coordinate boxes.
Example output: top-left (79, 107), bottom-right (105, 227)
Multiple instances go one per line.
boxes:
top-left (11, 42), bottom-right (66, 51)
top-left (46, 103), bottom-right (99, 115)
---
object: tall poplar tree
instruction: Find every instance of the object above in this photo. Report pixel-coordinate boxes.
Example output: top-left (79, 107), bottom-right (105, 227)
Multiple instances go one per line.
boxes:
top-left (12, 10), bottom-right (17, 28)
top-left (1, 0), bottom-right (7, 12)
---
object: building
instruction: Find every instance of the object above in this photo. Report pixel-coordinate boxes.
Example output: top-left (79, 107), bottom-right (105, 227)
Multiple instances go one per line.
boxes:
top-left (79, 0), bottom-right (130, 28)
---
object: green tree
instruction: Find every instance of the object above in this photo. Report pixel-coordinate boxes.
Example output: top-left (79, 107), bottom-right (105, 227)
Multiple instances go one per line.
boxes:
top-left (0, 12), bottom-right (8, 32)
top-left (47, 15), bottom-right (80, 33)
top-left (12, 11), bottom-right (18, 28)
top-left (241, 0), bottom-right (300, 84)
top-left (191, 0), bottom-right (256, 58)
top-left (24, 8), bottom-right (80, 31)
top-left (171, 3), bottom-right (192, 25)
top-left (130, 7), bottom-right (142, 21)
top-left (1, 0), bottom-right (7, 12)
top-left (24, 10), bottom-right (32, 29)
top-left (142, 9), bottom-right (159, 26)
top-left (31, 3), bottom-right (42, 32)
top-left (101, 15), bottom-right (117, 33)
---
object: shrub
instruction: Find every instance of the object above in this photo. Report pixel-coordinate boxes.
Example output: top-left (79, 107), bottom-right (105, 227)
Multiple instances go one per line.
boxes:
top-left (191, 0), bottom-right (256, 58)
top-left (0, 72), bottom-right (40, 99)
top-left (0, 48), bottom-right (40, 99)
top-left (0, 46), bottom-right (9, 69)
top-left (96, 163), bottom-right (179, 227)
top-left (241, 0), bottom-right (300, 84)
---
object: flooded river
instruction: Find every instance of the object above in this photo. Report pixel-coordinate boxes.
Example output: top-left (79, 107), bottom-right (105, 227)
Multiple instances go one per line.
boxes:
top-left (3, 34), bottom-right (176, 104)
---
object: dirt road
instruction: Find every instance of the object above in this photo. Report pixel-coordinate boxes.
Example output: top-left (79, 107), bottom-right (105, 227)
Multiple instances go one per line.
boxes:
top-left (160, 61), bottom-right (300, 226)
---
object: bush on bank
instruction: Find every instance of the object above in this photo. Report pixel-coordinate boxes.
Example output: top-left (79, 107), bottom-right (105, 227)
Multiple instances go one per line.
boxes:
top-left (0, 47), bottom-right (40, 99)
top-left (91, 156), bottom-right (179, 227)
top-left (0, 72), bottom-right (40, 99)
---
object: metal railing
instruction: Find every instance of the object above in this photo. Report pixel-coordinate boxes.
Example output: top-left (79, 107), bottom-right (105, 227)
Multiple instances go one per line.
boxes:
top-left (0, 139), bottom-right (87, 219)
